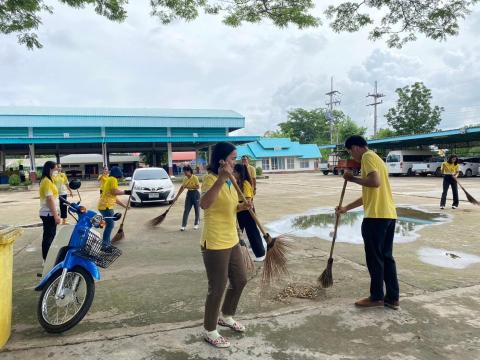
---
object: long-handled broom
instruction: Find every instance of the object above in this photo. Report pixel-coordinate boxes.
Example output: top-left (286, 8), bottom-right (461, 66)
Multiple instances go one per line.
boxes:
top-left (318, 180), bottom-right (348, 288)
top-left (112, 182), bottom-right (135, 243)
top-left (226, 173), bottom-right (290, 285)
top-left (237, 222), bottom-right (255, 273)
top-left (454, 178), bottom-right (479, 205)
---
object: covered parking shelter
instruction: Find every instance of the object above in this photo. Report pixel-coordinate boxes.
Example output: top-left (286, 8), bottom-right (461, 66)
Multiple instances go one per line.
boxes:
top-left (0, 107), bottom-right (258, 179)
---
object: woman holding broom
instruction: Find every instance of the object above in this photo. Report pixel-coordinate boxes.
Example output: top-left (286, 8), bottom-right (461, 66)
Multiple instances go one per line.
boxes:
top-left (172, 165), bottom-right (200, 231)
top-left (233, 163), bottom-right (265, 261)
top-left (97, 166), bottom-right (131, 250)
top-left (440, 155), bottom-right (460, 209)
top-left (199, 142), bottom-right (252, 348)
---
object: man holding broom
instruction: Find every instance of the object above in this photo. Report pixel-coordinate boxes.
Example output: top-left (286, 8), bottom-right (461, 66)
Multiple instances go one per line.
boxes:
top-left (336, 135), bottom-right (400, 310)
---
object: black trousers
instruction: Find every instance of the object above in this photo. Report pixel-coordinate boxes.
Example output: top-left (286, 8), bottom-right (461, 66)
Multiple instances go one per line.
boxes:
top-left (440, 175), bottom-right (459, 207)
top-left (361, 218), bottom-right (399, 302)
top-left (182, 190), bottom-right (200, 227)
top-left (237, 210), bottom-right (265, 258)
top-left (40, 215), bottom-right (57, 260)
top-left (59, 194), bottom-right (68, 219)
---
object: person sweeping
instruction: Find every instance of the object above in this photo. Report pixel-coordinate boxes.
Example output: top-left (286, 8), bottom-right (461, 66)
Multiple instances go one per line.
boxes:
top-left (440, 155), bottom-right (460, 210)
top-left (39, 161), bottom-right (61, 260)
top-left (53, 163), bottom-right (73, 225)
top-left (199, 142), bottom-right (252, 348)
top-left (241, 155), bottom-right (257, 195)
top-left (97, 166), bottom-right (131, 250)
top-left (233, 163), bottom-right (265, 261)
top-left (98, 165), bottom-right (109, 194)
top-left (173, 165), bottom-right (200, 231)
top-left (336, 135), bottom-right (400, 310)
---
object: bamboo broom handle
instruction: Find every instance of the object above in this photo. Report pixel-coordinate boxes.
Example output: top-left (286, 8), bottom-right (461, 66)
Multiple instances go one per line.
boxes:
top-left (120, 181), bottom-right (135, 226)
top-left (328, 180), bottom-right (348, 259)
top-left (226, 173), bottom-right (269, 237)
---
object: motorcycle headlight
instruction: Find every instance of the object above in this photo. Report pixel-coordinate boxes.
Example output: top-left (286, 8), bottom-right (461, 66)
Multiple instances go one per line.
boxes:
top-left (91, 214), bottom-right (103, 227)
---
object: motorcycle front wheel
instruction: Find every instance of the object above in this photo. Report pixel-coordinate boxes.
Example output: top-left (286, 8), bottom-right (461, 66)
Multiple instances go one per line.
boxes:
top-left (37, 266), bottom-right (95, 333)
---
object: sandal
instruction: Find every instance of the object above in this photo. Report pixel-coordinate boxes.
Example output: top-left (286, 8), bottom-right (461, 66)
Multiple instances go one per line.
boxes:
top-left (204, 334), bottom-right (230, 348)
top-left (218, 318), bottom-right (246, 332)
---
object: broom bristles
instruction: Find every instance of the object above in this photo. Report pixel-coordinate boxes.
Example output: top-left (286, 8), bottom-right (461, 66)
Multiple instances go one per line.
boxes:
top-left (148, 210), bottom-right (169, 227)
top-left (462, 186), bottom-right (479, 205)
top-left (318, 258), bottom-right (333, 288)
top-left (240, 242), bottom-right (255, 273)
top-left (111, 228), bottom-right (124, 243)
top-left (261, 235), bottom-right (291, 286)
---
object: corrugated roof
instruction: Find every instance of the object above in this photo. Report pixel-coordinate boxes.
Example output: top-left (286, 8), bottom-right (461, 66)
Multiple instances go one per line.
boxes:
top-left (236, 138), bottom-right (321, 159)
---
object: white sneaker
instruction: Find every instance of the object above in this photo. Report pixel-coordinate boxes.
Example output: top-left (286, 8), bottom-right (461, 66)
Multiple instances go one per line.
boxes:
top-left (194, 225), bottom-right (199, 230)
top-left (180, 227), bottom-right (185, 231)
top-left (254, 255), bottom-right (266, 262)
top-left (452, 205), bottom-right (457, 209)
top-left (440, 206), bottom-right (445, 209)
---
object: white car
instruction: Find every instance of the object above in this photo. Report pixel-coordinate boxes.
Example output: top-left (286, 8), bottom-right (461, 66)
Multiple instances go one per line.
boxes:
top-left (386, 150), bottom-right (435, 176)
top-left (127, 167), bottom-right (176, 206)
top-left (459, 157), bottom-right (480, 177)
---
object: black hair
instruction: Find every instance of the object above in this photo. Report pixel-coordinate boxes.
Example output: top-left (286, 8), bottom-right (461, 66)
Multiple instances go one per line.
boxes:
top-left (207, 142), bottom-right (236, 175)
top-left (447, 155), bottom-right (458, 165)
top-left (234, 164), bottom-right (252, 190)
top-left (42, 161), bottom-right (57, 181)
top-left (344, 135), bottom-right (368, 149)
top-left (183, 165), bottom-right (193, 174)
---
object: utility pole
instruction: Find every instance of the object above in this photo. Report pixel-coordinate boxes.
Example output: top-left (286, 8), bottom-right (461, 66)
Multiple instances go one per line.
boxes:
top-left (367, 81), bottom-right (385, 136)
top-left (325, 76), bottom-right (341, 144)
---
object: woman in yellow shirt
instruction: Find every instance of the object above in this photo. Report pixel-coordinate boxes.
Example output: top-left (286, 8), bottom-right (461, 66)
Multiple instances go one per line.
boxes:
top-left (53, 164), bottom-right (73, 225)
top-left (97, 166), bottom-right (131, 249)
top-left (199, 142), bottom-right (252, 348)
top-left (39, 161), bottom-right (61, 260)
top-left (98, 166), bottom-right (109, 194)
top-left (233, 163), bottom-right (265, 261)
top-left (173, 165), bottom-right (200, 231)
top-left (440, 155), bottom-right (460, 209)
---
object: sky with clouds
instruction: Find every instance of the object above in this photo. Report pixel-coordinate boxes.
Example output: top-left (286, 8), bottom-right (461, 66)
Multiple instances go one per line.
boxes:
top-left (1, 1), bottom-right (480, 138)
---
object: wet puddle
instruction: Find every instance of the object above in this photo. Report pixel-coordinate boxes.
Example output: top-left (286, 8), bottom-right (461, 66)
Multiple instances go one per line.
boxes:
top-left (266, 206), bottom-right (450, 244)
top-left (418, 247), bottom-right (480, 269)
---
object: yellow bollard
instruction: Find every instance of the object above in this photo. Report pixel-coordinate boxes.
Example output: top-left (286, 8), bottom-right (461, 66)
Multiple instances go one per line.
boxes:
top-left (0, 226), bottom-right (22, 349)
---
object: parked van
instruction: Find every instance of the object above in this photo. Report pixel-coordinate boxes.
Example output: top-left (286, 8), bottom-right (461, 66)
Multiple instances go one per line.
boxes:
top-left (386, 150), bottom-right (435, 176)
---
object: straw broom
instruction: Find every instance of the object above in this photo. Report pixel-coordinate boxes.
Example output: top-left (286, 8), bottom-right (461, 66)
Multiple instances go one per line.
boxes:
top-left (454, 178), bottom-right (479, 206)
top-left (148, 175), bottom-right (197, 226)
top-left (112, 182), bottom-right (135, 243)
top-left (226, 172), bottom-right (290, 285)
top-left (237, 222), bottom-right (255, 273)
top-left (318, 180), bottom-right (348, 288)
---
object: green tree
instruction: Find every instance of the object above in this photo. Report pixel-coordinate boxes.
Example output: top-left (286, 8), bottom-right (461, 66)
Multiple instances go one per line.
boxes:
top-left (3, 1), bottom-right (478, 49)
top-left (336, 116), bottom-right (367, 144)
top-left (263, 130), bottom-right (287, 138)
top-left (385, 82), bottom-right (444, 136)
top-left (371, 128), bottom-right (397, 139)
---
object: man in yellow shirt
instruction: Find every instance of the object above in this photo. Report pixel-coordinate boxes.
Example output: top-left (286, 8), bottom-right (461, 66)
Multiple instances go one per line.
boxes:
top-left (98, 166), bottom-right (109, 194)
top-left (173, 165), bottom-right (201, 231)
top-left (440, 155), bottom-right (460, 209)
top-left (97, 166), bottom-right (131, 249)
top-left (53, 164), bottom-right (73, 225)
top-left (337, 135), bottom-right (399, 310)
top-left (241, 155), bottom-right (256, 195)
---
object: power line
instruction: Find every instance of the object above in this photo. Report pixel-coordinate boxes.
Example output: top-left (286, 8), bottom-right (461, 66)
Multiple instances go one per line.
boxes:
top-left (366, 81), bottom-right (385, 136)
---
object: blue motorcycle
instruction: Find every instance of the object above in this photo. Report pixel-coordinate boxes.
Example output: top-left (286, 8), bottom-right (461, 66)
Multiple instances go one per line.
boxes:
top-left (35, 180), bottom-right (122, 333)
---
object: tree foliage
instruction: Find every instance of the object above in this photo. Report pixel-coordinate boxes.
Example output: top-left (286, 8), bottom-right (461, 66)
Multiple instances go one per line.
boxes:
top-left (371, 128), bottom-right (397, 139)
top-left (385, 82), bottom-right (443, 136)
top-left (276, 108), bottom-right (366, 145)
top-left (2, 0), bottom-right (479, 49)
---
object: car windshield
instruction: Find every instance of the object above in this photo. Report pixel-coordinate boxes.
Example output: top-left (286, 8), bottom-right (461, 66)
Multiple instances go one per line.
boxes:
top-left (134, 169), bottom-right (169, 180)
top-left (386, 154), bottom-right (401, 163)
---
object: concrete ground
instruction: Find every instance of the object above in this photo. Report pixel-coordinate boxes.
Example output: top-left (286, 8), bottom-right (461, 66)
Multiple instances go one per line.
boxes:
top-left (1, 173), bottom-right (480, 359)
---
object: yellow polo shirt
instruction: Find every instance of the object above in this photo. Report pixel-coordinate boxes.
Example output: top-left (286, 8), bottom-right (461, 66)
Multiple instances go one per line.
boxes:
top-left (247, 164), bottom-right (256, 181)
top-left (53, 173), bottom-right (68, 195)
top-left (98, 176), bottom-right (119, 210)
top-left (98, 174), bottom-right (109, 188)
top-left (361, 150), bottom-right (397, 219)
top-left (241, 180), bottom-right (254, 200)
top-left (201, 173), bottom-right (239, 250)
top-left (39, 177), bottom-right (59, 216)
top-left (182, 175), bottom-right (200, 190)
top-left (441, 162), bottom-right (459, 175)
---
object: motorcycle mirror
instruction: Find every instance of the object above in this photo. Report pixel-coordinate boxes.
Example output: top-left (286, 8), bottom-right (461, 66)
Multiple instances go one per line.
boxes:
top-left (113, 213), bottom-right (122, 221)
top-left (69, 179), bottom-right (81, 190)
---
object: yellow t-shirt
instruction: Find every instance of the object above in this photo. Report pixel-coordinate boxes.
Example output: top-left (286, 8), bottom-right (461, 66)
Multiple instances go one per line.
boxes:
top-left (39, 177), bottom-right (59, 216)
top-left (241, 180), bottom-right (254, 200)
top-left (98, 176), bottom-right (119, 210)
top-left (200, 173), bottom-right (239, 250)
top-left (441, 162), bottom-right (460, 175)
top-left (361, 150), bottom-right (397, 219)
top-left (98, 174), bottom-right (109, 188)
top-left (182, 175), bottom-right (200, 190)
top-left (53, 173), bottom-right (68, 195)
top-left (247, 164), bottom-right (256, 180)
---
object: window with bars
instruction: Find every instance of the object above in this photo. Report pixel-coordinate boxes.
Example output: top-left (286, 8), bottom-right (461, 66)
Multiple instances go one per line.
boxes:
top-left (287, 158), bottom-right (295, 169)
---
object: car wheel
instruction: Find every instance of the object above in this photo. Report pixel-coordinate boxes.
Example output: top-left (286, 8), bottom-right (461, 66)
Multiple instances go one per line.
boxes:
top-left (458, 171), bottom-right (464, 178)
top-left (466, 169), bottom-right (473, 177)
top-left (407, 168), bottom-right (413, 176)
top-left (435, 168), bottom-right (442, 177)
top-left (323, 171), bottom-right (329, 175)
